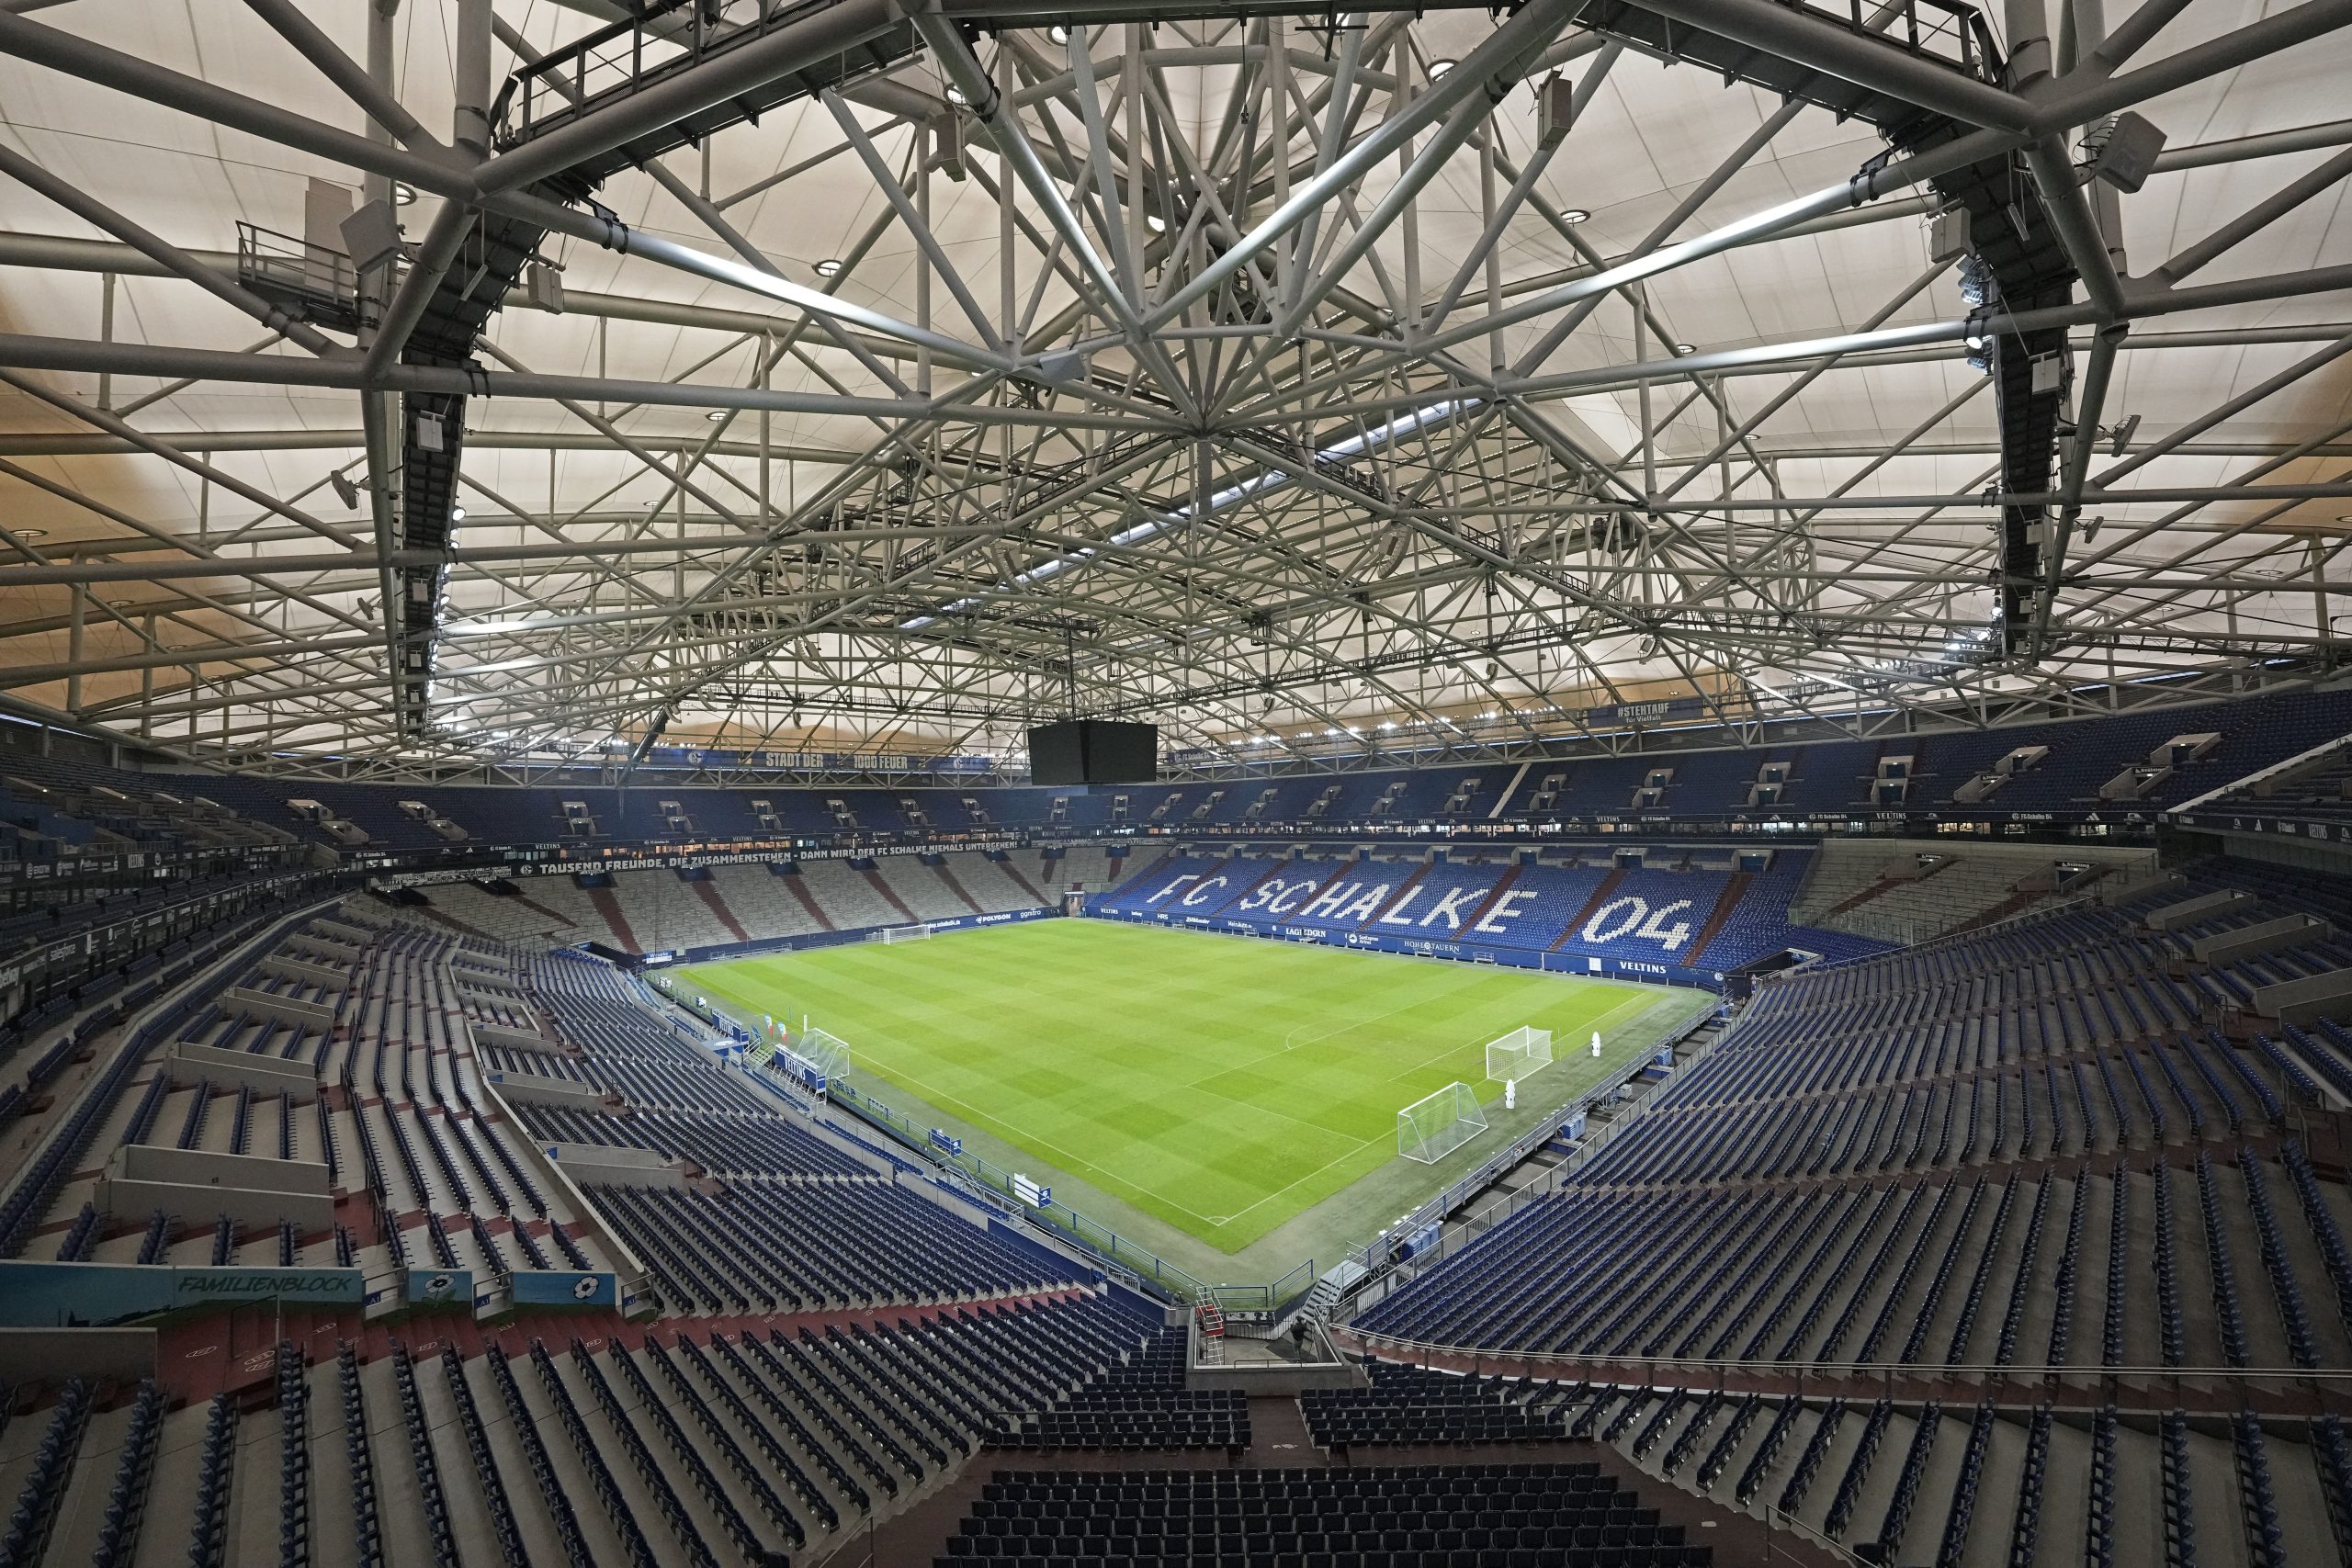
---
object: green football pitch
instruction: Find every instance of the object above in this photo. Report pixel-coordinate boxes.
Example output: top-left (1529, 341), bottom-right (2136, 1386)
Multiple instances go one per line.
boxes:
top-left (679, 919), bottom-right (1694, 1258)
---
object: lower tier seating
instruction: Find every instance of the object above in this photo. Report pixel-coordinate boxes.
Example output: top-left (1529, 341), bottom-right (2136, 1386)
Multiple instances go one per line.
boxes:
top-left (937, 1464), bottom-right (1713, 1567)
top-left (989, 1316), bottom-right (1248, 1452)
top-left (1301, 1362), bottom-right (1575, 1450)
top-left (0, 1291), bottom-right (1176, 1565)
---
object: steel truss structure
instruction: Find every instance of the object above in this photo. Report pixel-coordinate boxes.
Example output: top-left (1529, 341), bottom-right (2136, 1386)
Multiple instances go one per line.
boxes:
top-left (0, 0), bottom-right (2346, 780)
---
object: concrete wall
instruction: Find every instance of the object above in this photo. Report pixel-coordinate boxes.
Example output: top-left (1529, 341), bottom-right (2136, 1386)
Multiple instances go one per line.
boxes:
top-left (484, 1070), bottom-right (615, 1112)
top-left (98, 1145), bottom-right (333, 1230)
top-left (2146, 888), bottom-right (2255, 931)
top-left (474, 1076), bottom-right (654, 1311)
top-left (259, 953), bottom-right (349, 990)
top-left (220, 985), bottom-right (335, 1030)
top-left (0, 1328), bottom-right (153, 1384)
top-left (471, 1019), bottom-right (555, 1052)
top-left (539, 1142), bottom-right (691, 1190)
top-left (2249, 967), bottom-right (2352, 1026)
top-left (2193, 912), bottom-right (2333, 965)
top-left (168, 1039), bottom-right (314, 1096)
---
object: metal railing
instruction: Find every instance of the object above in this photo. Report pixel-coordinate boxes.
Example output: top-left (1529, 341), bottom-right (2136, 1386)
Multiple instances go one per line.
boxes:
top-left (822, 1077), bottom-right (1216, 1303)
top-left (492, 0), bottom-right (851, 149)
top-left (1748, 1503), bottom-right (1875, 1567)
top-left (234, 222), bottom-right (356, 318)
top-left (1815, 0), bottom-right (2004, 81)
top-left (1334, 1325), bottom-right (2352, 1401)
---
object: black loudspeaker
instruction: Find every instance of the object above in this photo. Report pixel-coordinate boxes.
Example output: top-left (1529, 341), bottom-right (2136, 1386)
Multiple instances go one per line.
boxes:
top-left (1028, 720), bottom-right (1159, 784)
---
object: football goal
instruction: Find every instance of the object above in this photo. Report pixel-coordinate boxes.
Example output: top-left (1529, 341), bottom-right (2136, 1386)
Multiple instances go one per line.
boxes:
top-left (782, 1026), bottom-right (852, 1091)
top-left (872, 924), bottom-right (932, 943)
top-left (1397, 1081), bottom-right (1489, 1165)
top-left (1485, 1026), bottom-right (1554, 1085)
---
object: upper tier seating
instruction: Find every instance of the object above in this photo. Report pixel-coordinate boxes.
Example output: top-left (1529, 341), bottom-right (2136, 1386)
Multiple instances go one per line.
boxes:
top-left (7, 686), bottom-right (2346, 865)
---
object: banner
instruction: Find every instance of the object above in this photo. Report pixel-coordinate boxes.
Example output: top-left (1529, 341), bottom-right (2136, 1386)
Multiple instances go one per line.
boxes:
top-left (509, 1270), bottom-right (620, 1308)
top-left (0, 1260), bottom-right (363, 1327)
top-left (403, 1267), bottom-right (475, 1310)
top-left (1091, 907), bottom-right (1726, 991)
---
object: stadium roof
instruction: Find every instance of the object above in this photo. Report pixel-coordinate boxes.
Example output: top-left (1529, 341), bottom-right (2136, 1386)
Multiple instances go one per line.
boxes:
top-left (0, 0), bottom-right (2347, 777)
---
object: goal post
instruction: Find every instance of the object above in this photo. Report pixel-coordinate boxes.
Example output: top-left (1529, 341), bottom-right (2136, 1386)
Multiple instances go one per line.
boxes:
top-left (872, 924), bottom-right (932, 943)
top-left (780, 1026), bottom-right (852, 1092)
top-left (1396, 1081), bottom-right (1489, 1165)
top-left (1485, 1026), bottom-right (1554, 1086)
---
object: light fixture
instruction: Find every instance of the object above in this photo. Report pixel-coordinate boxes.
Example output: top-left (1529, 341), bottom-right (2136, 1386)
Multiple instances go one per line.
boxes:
top-left (944, 83), bottom-right (968, 106)
top-left (329, 471), bottom-right (362, 509)
top-left (448, 505), bottom-right (467, 523)
top-left (1672, 343), bottom-right (1696, 356)
top-left (1428, 58), bottom-right (1457, 80)
top-left (1560, 208), bottom-right (1591, 224)
top-left (1047, 23), bottom-right (1070, 42)
top-left (1145, 212), bottom-right (1167, 233)
top-left (706, 409), bottom-right (728, 422)
top-left (16, 527), bottom-right (47, 540)
top-left (813, 257), bottom-right (844, 278)
top-left (391, 182), bottom-right (417, 206)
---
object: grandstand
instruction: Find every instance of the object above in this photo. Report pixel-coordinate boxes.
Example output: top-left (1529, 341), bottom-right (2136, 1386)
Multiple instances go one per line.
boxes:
top-left (5, 0), bottom-right (2352, 1561)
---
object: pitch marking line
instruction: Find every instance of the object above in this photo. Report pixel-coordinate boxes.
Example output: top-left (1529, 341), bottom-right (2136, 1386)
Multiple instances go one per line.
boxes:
top-left (1204, 1133), bottom-right (1387, 1234)
top-left (818, 1042), bottom-right (1244, 1229)
top-left (845, 985), bottom-right (1659, 1233)
top-left (1196, 988), bottom-right (1662, 1235)
top-left (696, 953), bottom-right (1677, 1238)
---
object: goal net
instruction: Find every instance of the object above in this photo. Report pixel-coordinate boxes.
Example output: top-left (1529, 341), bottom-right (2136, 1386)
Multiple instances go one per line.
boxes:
top-left (781, 1026), bottom-right (851, 1090)
top-left (1397, 1081), bottom-right (1488, 1165)
top-left (1485, 1026), bottom-right (1554, 1085)
top-left (872, 924), bottom-right (932, 943)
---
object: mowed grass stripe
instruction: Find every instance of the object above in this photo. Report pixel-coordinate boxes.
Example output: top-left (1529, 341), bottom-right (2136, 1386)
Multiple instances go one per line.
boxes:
top-left (683, 919), bottom-right (1657, 1252)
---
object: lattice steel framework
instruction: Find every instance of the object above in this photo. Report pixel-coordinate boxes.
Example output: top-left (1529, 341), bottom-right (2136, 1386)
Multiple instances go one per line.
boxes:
top-left (0, 0), bottom-right (2346, 780)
